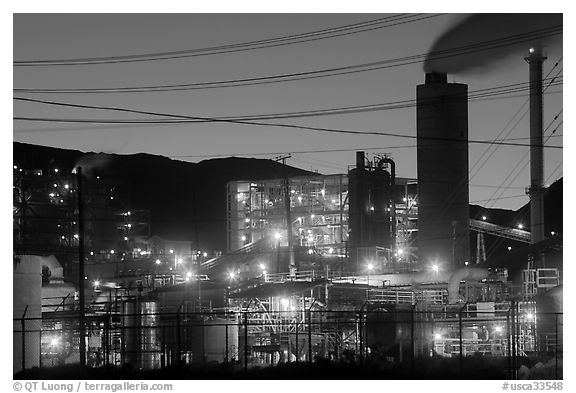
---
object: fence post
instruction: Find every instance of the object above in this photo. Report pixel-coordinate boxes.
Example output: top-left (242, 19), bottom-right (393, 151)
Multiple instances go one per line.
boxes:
top-left (308, 310), bottom-right (312, 363)
top-left (295, 319), bottom-right (299, 362)
top-left (21, 305), bottom-right (28, 372)
top-left (411, 304), bottom-right (416, 377)
top-left (176, 306), bottom-right (182, 367)
top-left (225, 323), bottom-right (229, 364)
top-left (364, 311), bottom-right (369, 361)
top-left (507, 308), bottom-right (512, 379)
top-left (459, 309), bottom-right (463, 376)
top-left (555, 313), bottom-right (559, 380)
top-left (244, 312), bottom-right (248, 373)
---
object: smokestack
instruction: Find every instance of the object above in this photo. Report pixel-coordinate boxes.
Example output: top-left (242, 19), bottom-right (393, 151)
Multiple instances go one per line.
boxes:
top-left (417, 73), bottom-right (470, 271)
top-left (525, 48), bottom-right (546, 250)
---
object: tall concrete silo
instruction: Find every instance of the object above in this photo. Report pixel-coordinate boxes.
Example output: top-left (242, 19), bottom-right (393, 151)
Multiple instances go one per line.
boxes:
top-left (416, 72), bottom-right (470, 270)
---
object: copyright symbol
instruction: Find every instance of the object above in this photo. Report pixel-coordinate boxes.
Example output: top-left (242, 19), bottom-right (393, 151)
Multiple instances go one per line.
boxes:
top-left (13, 382), bottom-right (22, 391)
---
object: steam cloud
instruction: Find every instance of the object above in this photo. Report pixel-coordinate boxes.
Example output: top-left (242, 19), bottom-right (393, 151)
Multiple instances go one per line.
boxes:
top-left (75, 153), bottom-right (114, 178)
top-left (423, 14), bottom-right (562, 74)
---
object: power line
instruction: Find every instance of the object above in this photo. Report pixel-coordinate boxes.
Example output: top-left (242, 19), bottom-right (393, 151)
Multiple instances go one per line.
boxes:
top-left (12, 97), bottom-right (563, 149)
top-left (14, 14), bottom-right (444, 66)
top-left (14, 25), bottom-right (562, 93)
top-left (14, 78), bottom-right (562, 124)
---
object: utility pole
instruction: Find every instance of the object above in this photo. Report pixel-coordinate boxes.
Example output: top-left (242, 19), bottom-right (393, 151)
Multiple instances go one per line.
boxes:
top-left (77, 167), bottom-right (86, 367)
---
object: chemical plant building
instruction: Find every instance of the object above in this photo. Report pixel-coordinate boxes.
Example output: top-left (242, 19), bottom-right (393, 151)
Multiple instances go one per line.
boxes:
top-left (14, 68), bottom-right (562, 378)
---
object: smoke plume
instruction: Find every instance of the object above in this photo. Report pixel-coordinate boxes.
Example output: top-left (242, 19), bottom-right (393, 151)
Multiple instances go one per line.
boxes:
top-left (423, 14), bottom-right (562, 74)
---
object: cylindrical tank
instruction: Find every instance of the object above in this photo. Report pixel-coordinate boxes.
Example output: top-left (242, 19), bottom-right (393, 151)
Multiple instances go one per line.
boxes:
top-left (417, 72), bottom-right (470, 270)
top-left (122, 300), bottom-right (160, 370)
top-left (348, 152), bottom-right (369, 251)
top-left (13, 255), bottom-right (42, 375)
top-left (370, 167), bottom-right (393, 248)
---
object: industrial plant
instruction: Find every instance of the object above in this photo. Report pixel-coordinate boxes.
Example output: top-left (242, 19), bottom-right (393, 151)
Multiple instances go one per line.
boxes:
top-left (13, 35), bottom-right (562, 379)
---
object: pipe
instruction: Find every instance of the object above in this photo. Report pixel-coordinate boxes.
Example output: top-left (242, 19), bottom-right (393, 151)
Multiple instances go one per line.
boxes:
top-left (378, 158), bottom-right (396, 249)
top-left (447, 267), bottom-right (489, 304)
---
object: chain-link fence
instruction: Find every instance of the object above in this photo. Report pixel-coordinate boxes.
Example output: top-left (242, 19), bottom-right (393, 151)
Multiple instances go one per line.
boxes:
top-left (14, 306), bottom-right (562, 379)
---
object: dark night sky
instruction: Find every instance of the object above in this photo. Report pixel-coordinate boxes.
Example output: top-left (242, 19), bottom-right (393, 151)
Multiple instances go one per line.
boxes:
top-left (12, 10), bottom-right (563, 211)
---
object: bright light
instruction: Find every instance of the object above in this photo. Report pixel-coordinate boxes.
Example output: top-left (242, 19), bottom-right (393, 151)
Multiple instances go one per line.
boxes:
top-left (245, 218), bottom-right (250, 223)
top-left (464, 261), bottom-right (469, 266)
top-left (370, 206), bottom-right (375, 211)
top-left (53, 184), bottom-right (57, 187)
top-left (13, 165), bottom-right (17, 169)
top-left (432, 264), bottom-right (439, 273)
top-left (229, 272), bottom-right (236, 279)
top-left (259, 263), bottom-right (266, 270)
top-left (517, 224), bottom-right (524, 229)
top-left (54, 168), bottom-right (59, 173)
top-left (169, 249), bottom-right (174, 254)
top-left (280, 298), bottom-right (290, 307)
top-left (526, 313), bottom-right (534, 320)
top-left (321, 189), bottom-right (325, 196)
top-left (274, 232), bottom-right (281, 240)
top-left (90, 251), bottom-right (94, 256)
top-left (308, 249), bottom-right (314, 255)
top-left (434, 333), bottom-right (442, 340)
top-left (124, 236), bottom-right (128, 241)
top-left (64, 184), bottom-right (69, 189)
top-left (74, 234), bottom-right (79, 239)
top-left (367, 263), bottom-right (374, 271)
top-left (529, 47), bottom-right (535, 53)
top-left (155, 259), bottom-right (161, 265)
top-left (177, 258), bottom-right (183, 264)
top-left (110, 196), bottom-right (114, 200)
top-left (311, 214), bottom-right (315, 219)
top-left (495, 326), bottom-right (503, 333)
top-left (50, 337), bottom-right (59, 347)
top-left (403, 197), bottom-right (407, 202)
top-left (127, 224), bottom-right (132, 228)
top-left (93, 280), bottom-right (100, 287)
top-left (328, 248), bottom-right (334, 254)
top-left (186, 271), bottom-right (192, 278)
top-left (482, 216), bottom-right (487, 220)
top-left (397, 249), bottom-right (404, 255)
top-left (110, 250), bottom-right (115, 254)
top-left (241, 236), bottom-right (247, 241)
top-left (508, 246), bottom-right (512, 251)
top-left (298, 196), bottom-right (302, 202)
top-left (551, 231), bottom-right (555, 236)
top-left (49, 193), bottom-right (55, 197)
top-left (203, 252), bottom-right (208, 257)
top-left (332, 199), bottom-right (337, 204)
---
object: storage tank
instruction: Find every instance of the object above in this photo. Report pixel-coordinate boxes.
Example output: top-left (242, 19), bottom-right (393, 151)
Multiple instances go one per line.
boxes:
top-left (348, 152), bottom-right (369, 266)
top-left (370, 164), bottom-right (393, 248)
top-left (122, 300), bottom-right (161, 370)
top-left (417, 72), bottom-right (470, 270)
top-left (348, 152), bottom-right (395, 270)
